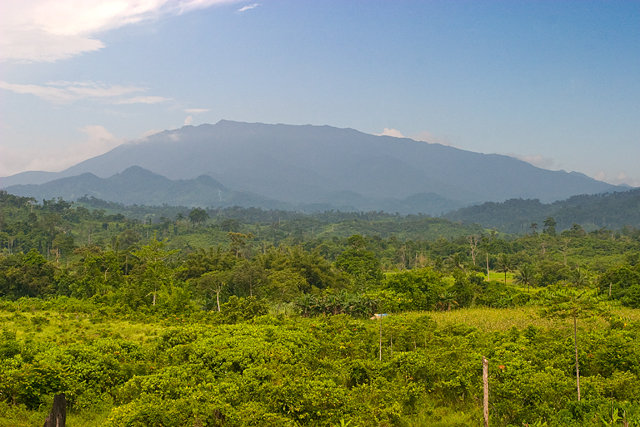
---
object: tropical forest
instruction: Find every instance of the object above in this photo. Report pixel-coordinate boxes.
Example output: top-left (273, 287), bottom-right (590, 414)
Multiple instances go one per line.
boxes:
top-left (1, 191), bottom-right (640, 426)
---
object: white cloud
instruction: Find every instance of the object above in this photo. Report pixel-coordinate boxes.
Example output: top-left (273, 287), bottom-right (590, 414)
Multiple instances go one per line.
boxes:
top-left (184, 115), bottom-right (194, 125)
top-left (0, 80), bottom-right (169, 105)
top-left (0, 0), bottom-right (240, 63)
top-left (238, 3), bottom-right (260, 12)
top-left (0, 125), bottom-right (122, 176)
top-left (185, 108), bottom-right (209, 114)
top-left (377, 128), bottom-right (406, 138)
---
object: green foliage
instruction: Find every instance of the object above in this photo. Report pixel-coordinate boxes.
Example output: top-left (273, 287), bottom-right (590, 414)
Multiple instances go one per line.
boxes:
top-left (2, 194), bottom-right (640, 425)
top-left (218, 296), bottom-right (268, 323)
top-left (384, 267), bottom-right (444, 310)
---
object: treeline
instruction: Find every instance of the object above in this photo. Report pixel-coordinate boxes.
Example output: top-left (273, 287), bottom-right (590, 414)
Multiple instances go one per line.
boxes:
top-left (445, 188), bottom-right (640, 233)
top-left (2, 191), bottom-right (640, 313)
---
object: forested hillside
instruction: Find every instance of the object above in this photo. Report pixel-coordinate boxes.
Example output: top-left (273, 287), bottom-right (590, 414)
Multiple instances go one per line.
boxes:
top-left (446, 188), bottom-right (640, 233)
top-left (2, 191), bottom-right (640, 426)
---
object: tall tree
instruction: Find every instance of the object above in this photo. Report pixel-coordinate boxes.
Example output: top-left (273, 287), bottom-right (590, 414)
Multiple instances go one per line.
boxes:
top-left (514, 263), bottom-right (535, 292)
top-left (188, 207), bottom-right (209, 226)
top-left (542, 287), bottom-right (607, 402)
top-left (130, 239), bottom-right (178, 306)
top-left (543, 217), bottom-right (557, 236)
top-left (496, 253), bottom-right (511, 285)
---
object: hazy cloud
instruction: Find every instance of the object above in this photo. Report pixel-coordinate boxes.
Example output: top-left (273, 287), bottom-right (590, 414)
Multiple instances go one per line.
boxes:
top-left (0, 80), bottom-right (168, 105)
top-left (185, 108), bottom-right (210, 114)
top-left (513, 154), bottom-right (558, 170)
top-left (238, 3), bottom-right (260, 12)
top-left (116, 96), bottom-right (171, 105)
top-left (411, 130), bottom-right (437, 143)
top-left (594, 170), bottom-right (640, 187)
top-left (376, 127), bottom-right (454, 146)
top-left (0, 0), bottom-right (240, 62)
top-left (184, 115), bottom-right (194, 125)
top-left (140, 129), bottom-right (162, 139)
top-left (0, 125), bottom-right (122, 175)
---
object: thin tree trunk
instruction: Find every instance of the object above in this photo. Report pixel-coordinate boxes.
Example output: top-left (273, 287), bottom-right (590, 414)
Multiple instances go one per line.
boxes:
top-left (486, 253), bottom-right (490, 281)
top-left (379, 317), bottom-right (382, 361)
top-left (483, 356), bottom-right (489, 427)
top-left (574, 313), bottom-right (581, 401)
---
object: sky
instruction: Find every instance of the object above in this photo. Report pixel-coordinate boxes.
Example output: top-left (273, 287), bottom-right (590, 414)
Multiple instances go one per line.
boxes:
top-left (1, 0), bottom-right (639, 186)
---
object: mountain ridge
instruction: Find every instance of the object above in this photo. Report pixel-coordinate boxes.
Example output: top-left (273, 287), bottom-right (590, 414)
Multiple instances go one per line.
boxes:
top-left (1, 120), bottom-right (625, 213)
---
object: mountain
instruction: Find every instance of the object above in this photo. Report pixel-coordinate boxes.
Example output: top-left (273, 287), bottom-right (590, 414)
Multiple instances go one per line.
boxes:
top-left (444, 188), bottom-right (640, 233)
top-left (1, 120), bottom-right (624, 213)
top-left (5, 166), bottom-right (286, 209)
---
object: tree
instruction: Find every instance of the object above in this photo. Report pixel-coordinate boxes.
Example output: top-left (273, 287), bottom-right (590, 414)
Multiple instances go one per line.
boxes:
top-left (514, 263), bottom-right (535, 292)
top-left (129, 239), bottom-right (178, 307)
top-left (230, 259), bottom-right (266, 297)
top-left (335, 246), bottom-right (383, 289)
top-left (228, 232), bottom-right (253, 258)
top-left (541, 286), bottom-right (608, 402)
top-left (496, 253), bottom-right (511, 285)
top-left (188, 208), bottom-right (209, 226)
top-left (265, 269), bottom-right (306, 303)
top-left (468, 235), bottom-right (479, 266)
top-left (543, 217), bottom-right (557, 236)
top-left (197, 270), bottom-right (230, 311)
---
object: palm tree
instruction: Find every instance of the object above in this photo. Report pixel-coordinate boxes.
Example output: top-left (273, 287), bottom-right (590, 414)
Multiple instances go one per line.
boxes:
top-left (514, 263), bottom-right (535, 292)
top-left (496, 253), bottom-right (511, 285)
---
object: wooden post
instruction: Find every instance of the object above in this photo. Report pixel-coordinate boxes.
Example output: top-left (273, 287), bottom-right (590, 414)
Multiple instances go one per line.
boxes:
top-left (483, 357), bottom-right (489, 427)
top-left (43, 393), bottom-right (66, 427)
top-left (574, 314), bottom-right (581, 401)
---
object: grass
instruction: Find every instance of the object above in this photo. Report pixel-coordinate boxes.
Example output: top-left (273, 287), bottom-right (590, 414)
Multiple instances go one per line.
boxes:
top-left (428, 305), bottom-right (640, 332)
top-left (486, 270), bottom-right (515, 284)
top-left (0, 309), bottom-right (161, 345)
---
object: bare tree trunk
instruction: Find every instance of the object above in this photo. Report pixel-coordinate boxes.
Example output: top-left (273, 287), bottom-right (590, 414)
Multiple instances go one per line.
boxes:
top-left (486, 253), bottom-right (490, 281)
top-left (483, 357), bottom-right (489, 427)
top-left (216, 288), bottom-right (221, 312)
top-left (574, 314), bottom-right (581, 401)
top-left (468, 235), bottom-right (478, 266)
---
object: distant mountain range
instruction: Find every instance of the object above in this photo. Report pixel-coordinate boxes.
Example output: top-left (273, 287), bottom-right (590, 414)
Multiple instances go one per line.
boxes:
top-left (1, 120), bottom-right (626, 215)
top-left (4, 166), bottom-right (287, 209)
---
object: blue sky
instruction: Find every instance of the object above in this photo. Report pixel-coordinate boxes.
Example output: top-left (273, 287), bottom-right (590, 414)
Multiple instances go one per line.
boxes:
top-left (1, 0), bottom-right (639, 186)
